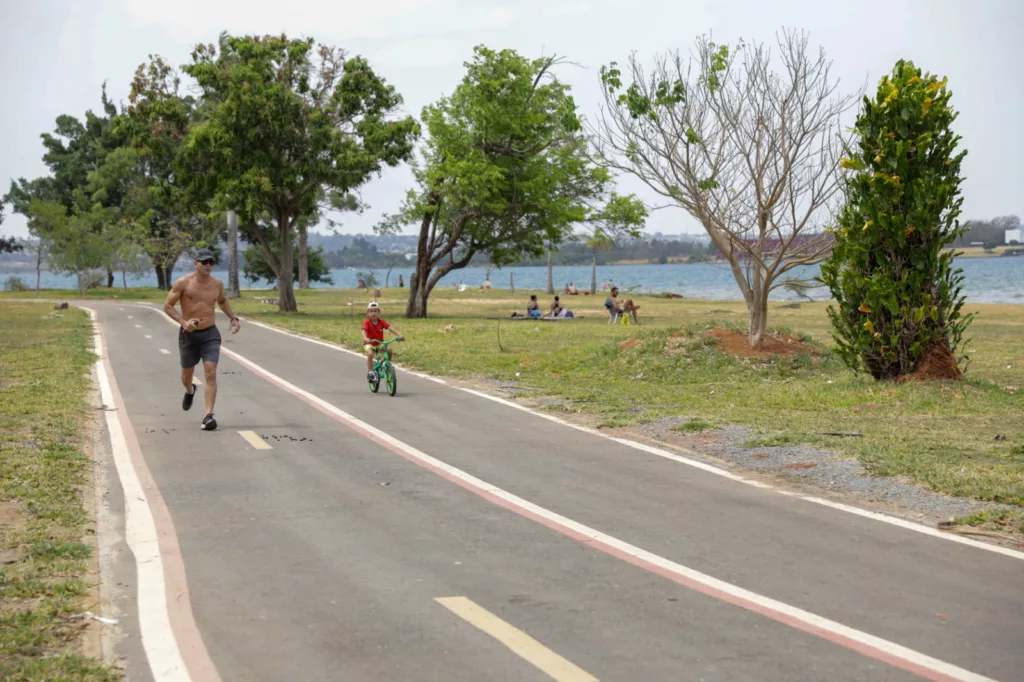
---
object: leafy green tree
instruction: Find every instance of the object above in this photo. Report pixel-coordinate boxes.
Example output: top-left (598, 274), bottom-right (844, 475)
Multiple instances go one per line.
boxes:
top-left (178, 33), bottom-right (419, 312)
top-left (820, 61), bottom-right (972, 380)
top-left (243, 242), bottom-right (333, 286)
top-left (25, 197), bottom-right (105, 294)
top-left (122, 55), bottom-right (224, 290)
top-left (5, 88), bottom-right (135, 286)
top-left (379, 46), bottom-right (645, 318)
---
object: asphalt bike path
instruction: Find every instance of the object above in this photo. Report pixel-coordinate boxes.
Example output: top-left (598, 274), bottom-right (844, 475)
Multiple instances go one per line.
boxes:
top-left (94, 302), bottom-right (1022, 681)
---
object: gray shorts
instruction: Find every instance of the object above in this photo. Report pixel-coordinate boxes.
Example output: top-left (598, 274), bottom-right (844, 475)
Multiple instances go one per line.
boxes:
top-left (178, 325), bottom-right (222, 368)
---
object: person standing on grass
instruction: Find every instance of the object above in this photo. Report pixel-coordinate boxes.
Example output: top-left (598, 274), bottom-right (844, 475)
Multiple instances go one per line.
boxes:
top-left (163, 248), bottom-right (241, 431)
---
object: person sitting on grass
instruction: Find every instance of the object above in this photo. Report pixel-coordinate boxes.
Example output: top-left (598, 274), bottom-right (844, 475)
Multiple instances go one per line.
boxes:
top-left (526, 294), bottom-right (542, 318)
top-left (547, 295), bottom-right (575, 319)
top-left (606, 287), bottom-right (640, 324)
top-left (362, 301), bottom-right (403, 382)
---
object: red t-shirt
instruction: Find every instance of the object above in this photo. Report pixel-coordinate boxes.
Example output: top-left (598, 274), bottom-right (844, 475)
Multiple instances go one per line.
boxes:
top-left (362, 317), bottom-right (389, 344)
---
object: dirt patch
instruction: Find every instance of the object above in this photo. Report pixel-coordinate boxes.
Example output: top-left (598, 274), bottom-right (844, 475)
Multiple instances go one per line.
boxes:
top-left (617, 338), bottom-right (643, 350)
top-left (709, 327), bottom-right (815, 358)
top-left (0, 498), bottom-right (22, 527)
top-left (898, 343), bottom-right (964, 382)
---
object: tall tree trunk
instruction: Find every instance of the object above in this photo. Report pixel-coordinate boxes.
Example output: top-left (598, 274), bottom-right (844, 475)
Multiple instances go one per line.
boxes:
top-left (407, 206), bottom-right (435, 318)
top-left (385, 262), bottom-right (395, 289)
top-left (590, 252), bottom-right (598, 295)
top-left (122, 270), bottom-right (128, 292)
top-left (406, 255), bottom-right (431, 318)
top-left (162, 262), bottom-right (175, 291)
top-left (155, 263), bottom-right (166, 291)
top-left (35, 249), bottom-right (42, 297)
top-left (748, 289), bottom-right (769, 348)
top-left (407, 277), bottom-right (429, 318)
top-left (106, 269), bottom-right (115, 288)
top-left (297, 220), bottom-right (310, 289)
top-left (227, 209), bottom-right (241, 298)
top-left (277, 215), bottom-right (298, 312)
top-left (546, 248), bottom-right (554, 295)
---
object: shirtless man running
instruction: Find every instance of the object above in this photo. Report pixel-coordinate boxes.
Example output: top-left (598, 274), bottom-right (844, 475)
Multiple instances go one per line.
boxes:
top-left (163, 248), bottom-right (241, 431)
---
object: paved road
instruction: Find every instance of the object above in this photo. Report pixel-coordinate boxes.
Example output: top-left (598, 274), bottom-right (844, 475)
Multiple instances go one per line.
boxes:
top-left (89, 301), bottom-right (1023, 682)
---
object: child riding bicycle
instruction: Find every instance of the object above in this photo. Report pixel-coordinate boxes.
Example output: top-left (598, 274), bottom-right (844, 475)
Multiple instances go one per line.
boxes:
top-left (363, 301), bottom-right (404, 382)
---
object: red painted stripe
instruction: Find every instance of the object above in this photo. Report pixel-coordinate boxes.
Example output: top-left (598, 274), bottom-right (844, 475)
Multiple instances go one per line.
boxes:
top-left (97, 319), bottom-right (221, 682)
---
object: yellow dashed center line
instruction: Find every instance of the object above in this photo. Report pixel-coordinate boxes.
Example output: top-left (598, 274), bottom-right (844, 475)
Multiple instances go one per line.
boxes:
top-left (238, 430), bottom-right (271, 450)
top-left (435, 597), bottom-right (597, 682)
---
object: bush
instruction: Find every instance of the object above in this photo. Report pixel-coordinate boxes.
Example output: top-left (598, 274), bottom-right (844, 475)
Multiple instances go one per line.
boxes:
top-left (820, 60), bottom-right (973, 380)
top-left (3, 275), bottom-right (28, 292)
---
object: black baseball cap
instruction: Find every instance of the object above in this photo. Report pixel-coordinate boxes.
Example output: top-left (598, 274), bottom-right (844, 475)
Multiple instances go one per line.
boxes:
top-left (195, 248), bottom-right (216, 262)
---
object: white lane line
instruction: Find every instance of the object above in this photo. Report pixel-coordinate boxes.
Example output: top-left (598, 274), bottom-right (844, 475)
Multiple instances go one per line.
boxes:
top-left (135, 324), bottom-right (142, 328)
top-left (436, 597), bottom-right (597, 682)
top-left (159, 349), bottom-right (171, 355)
top-left (238, 430), bottom-right (271, 450)
top-left (82, 308), bottom-right (191, 681)
top-left (460, 388), bottom-right (1024, 561)
top-left (128, 315), bottom-right (134, 319)
top-left (210, 338), bottom-right (994, 682)
top-left (192, 377), bottom-right (202, 386)
top-left (169, 306), bottom-right (1024, 563)
top-left (145, 334), bottom-right (152, 339)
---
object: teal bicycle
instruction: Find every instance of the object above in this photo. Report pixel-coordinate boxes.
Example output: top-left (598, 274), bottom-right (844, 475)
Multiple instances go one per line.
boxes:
top-left (368, 337), bottom-right (402, 396)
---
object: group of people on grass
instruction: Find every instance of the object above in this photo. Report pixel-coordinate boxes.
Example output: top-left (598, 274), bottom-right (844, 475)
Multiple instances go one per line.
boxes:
top-left (513, 287), bottom-right (639, 324)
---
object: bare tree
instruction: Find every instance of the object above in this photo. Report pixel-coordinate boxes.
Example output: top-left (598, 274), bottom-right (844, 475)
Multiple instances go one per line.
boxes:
top-left (591, 29), bottom-right (858, 347)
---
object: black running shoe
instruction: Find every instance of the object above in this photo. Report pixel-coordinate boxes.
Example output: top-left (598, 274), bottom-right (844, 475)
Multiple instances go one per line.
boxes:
top-left (182, 384), bottom-right (196, 411)
top-left (201, 413), bottom-right (217, 431)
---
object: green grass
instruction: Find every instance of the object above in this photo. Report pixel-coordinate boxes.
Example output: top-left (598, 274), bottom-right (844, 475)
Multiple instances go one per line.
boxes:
top-left (223, 285), bottom-right (1024, 509)
top-left (675, 419), bottom-right (717, 433)
top-left (0, 302), bottom-right (119, 681)
top-left (0, 286), bottom-right (169, 302)
top-left (954, 509), bottom-right (1024, 535)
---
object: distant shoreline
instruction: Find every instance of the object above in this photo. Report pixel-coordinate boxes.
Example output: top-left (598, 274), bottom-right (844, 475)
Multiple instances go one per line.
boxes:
top-left (2, 248), bottom-right (1017, 272)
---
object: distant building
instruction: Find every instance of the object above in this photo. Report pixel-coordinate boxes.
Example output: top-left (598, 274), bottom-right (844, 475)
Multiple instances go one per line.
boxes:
top-left (1006, 229), bottom-right (1023, 244)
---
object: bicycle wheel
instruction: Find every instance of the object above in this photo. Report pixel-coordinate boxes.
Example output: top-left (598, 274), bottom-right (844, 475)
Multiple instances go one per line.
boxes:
top-left (385, 362), bottom-right (398, 396)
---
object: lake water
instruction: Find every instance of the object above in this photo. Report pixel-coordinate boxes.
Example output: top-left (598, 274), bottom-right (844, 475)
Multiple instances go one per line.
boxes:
top-left (4, 258), bottom-right (1023, 305)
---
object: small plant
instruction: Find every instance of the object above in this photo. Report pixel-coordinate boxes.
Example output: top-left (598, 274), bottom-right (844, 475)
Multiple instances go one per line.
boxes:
top-left (675, 419), bottom-right (716, 433)
top-left (4, 275), bottom-right (28, 292)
